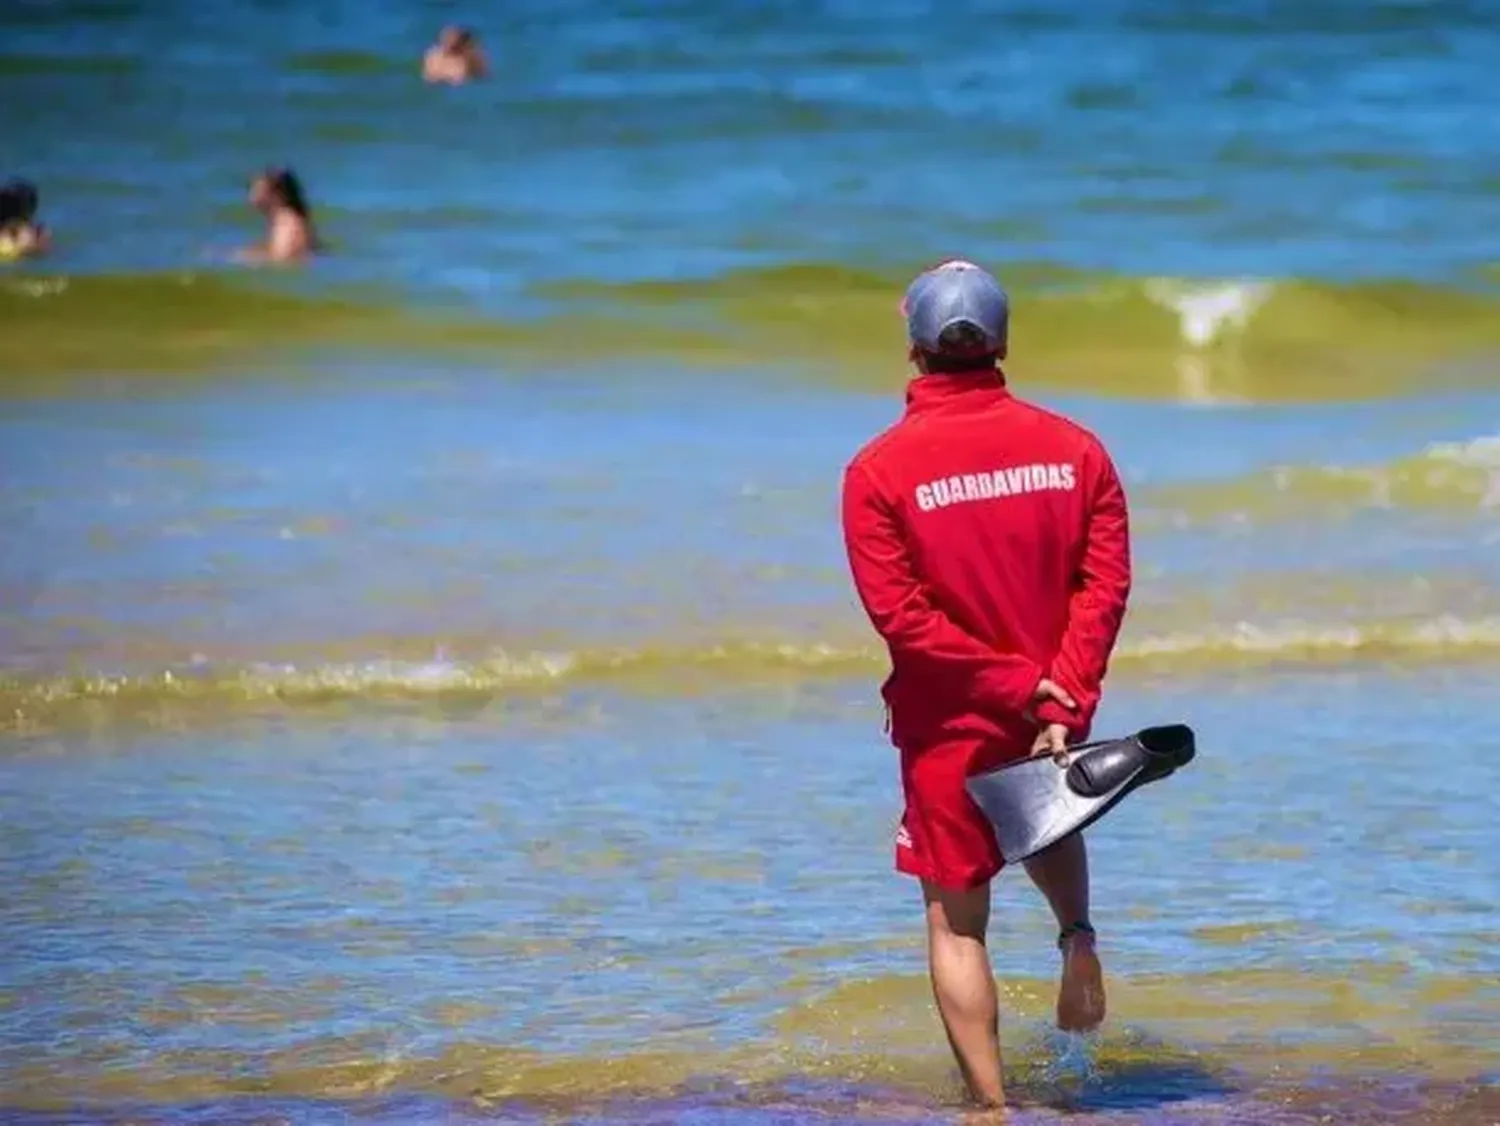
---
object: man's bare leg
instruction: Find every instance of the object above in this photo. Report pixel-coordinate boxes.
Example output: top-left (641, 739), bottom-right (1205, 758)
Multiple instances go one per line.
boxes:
top-left (1022, 833), bottom-right (1106, 1032)
top-left (922, 879), bottom-right (1006, 1112)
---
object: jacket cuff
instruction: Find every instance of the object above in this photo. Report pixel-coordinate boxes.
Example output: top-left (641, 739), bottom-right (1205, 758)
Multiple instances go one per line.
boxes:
top-left (1035, 698), bottom-right (1088, 734)
top-left (977, 660), bottom-right (1044, 717)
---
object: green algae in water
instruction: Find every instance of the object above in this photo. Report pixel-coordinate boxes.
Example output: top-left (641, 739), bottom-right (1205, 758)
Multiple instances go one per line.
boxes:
top-left (6, 264), bottom-right (1500, 403)
top-left (0, 271), bottom-right (525, 391)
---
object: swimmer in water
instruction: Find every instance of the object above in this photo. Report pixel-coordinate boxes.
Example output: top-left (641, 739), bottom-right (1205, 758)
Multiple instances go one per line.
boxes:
top-left (422, 25), bottom-right (489, 85)
top-left (237, 166), bottom-right (320, 265)
top-left (0, 178), bottom-right (52, 261)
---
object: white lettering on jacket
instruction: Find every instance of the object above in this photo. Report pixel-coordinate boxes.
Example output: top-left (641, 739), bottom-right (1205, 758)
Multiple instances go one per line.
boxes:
top-left (914, 463), bottom-right (1077, 512)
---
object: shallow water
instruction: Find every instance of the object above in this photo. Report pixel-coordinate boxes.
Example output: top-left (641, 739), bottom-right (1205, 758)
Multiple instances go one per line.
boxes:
top-left (3, 0), bottom-right (1499, 1122)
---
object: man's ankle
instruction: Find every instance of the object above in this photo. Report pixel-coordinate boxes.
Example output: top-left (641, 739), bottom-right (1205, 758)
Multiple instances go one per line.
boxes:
top-left (1057, 920), bottom-right (1096, 950)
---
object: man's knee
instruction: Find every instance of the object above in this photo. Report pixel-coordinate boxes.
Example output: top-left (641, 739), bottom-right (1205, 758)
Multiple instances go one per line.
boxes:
top-left (922, 878), bottom-right (990, 942)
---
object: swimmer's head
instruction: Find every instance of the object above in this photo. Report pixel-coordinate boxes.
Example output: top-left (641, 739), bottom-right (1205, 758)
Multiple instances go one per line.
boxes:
top-left (438, 25), bottom-right (474, 52)
top-left (250, 166), bottom-right (311, 218)
top-left (0, 179), bottom-right (39, 225)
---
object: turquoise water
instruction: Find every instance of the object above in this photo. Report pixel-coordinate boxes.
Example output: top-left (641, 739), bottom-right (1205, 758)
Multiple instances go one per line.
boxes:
top-left (2, 1), bottom-right (1499, 1122)
top-left (9, 0), bottom-right (1500, 287)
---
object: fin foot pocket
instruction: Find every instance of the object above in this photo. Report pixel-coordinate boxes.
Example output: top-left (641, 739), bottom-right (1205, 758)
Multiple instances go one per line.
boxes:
top-left (1065, 723), bottom-right (1195, 798)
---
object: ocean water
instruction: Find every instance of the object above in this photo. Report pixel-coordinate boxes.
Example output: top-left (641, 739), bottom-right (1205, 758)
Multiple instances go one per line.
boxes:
top-left (2, 1), bottom-right (1498, 1123)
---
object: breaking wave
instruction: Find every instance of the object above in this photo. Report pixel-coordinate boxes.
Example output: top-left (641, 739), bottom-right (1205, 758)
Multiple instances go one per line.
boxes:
top-left (6, 264), bottom-right (1500, 401)
top-left (7, 613), bottom-right (1500, 733)
top-left (1147, 432), bottom-right (1500, 520)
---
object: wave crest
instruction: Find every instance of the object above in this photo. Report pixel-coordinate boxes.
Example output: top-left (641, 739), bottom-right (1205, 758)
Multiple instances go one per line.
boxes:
top-left (7, 265), bottom-right (1500, 401)
top-left (6, 615), bottom-right (1499, 734)
top-left (1148, 433), bottom-right (1500, 520)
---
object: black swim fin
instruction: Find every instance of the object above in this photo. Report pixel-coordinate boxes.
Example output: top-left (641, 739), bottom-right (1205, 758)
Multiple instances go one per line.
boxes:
top-left (964, 724), bottom-right (1196, 864)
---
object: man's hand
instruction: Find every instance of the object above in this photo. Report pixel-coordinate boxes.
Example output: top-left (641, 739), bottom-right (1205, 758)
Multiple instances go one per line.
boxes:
top-left (1032, 678), bottom-right (1076, 712)
top-left (1032, 722), bottom-right (1071, 763)
top-left (1024, 676), bottom-right (1076, 722)
top-left (1029, 679), bottom-right (1075, 763)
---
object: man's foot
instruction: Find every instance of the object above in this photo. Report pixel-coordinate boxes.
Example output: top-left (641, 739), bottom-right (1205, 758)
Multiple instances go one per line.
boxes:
top-left (958, 1107), bottom-right (1008, 1124)
top-left (1056, 922), bottom-right (1106, 1032)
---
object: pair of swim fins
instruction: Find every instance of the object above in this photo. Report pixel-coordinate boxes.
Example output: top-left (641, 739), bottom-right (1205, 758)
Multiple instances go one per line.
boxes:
top-left (964, 724), bottom-right (1196, 864)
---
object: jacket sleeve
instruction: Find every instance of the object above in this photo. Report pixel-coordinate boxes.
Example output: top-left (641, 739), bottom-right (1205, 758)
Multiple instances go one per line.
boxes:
top-left (1034, 441), bottom-right (1132, 736)
top-left (842, 461), bottom-right (1044, 717)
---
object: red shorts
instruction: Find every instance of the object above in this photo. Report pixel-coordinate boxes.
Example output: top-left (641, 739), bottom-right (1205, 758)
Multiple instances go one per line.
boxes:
top-left (894, 739), bottom-right (1023, 890)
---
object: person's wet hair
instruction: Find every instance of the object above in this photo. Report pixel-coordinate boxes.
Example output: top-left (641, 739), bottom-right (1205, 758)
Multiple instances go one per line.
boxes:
top-left (262, 167), bottom-right (311, 219)
top-left (919, 321), bottom-right (1000, 374)
top-left (0, 178), bottom-right (39, 226)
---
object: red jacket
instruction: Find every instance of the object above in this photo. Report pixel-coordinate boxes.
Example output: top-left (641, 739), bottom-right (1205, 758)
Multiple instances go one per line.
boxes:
top-left (841, 371), bottom-right (1131, 756)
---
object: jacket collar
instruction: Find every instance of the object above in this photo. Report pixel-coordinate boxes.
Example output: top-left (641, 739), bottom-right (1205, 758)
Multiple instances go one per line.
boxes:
top-left (903, 369), bottom-right (1012, 416)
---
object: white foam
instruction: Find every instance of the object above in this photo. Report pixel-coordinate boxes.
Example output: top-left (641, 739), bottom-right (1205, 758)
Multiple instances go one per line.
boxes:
top-left (1424, 433), bottom-right (1500, 468)
top-left (239, 651), bottom-right (578, 696)
top-left (1417, 433), bottom-right (1500, 507)
top-left (1144, 278), bottom-right (1274, 347)
top-left (1121, 614), bottom-right (1500, 660)
top-left (1, 277), bottom-right (68, 299)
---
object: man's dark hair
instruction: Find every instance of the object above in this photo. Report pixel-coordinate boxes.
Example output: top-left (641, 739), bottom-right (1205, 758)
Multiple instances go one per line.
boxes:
top-left (264, 166), bottom-right (312, 219)
top-left (918, 321), bottom-right (999, 374)
top-left (0, 178), bottom-right (38, 225)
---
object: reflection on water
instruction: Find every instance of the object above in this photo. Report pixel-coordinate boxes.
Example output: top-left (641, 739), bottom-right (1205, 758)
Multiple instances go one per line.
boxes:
top-left (0, 1078), bottom-right (1492, 1126)
top-left (4, 372), bottom-right (1500, 730)
top-left (3, 362), bottom-right (1498, 1117)
top-left (2, 671), bottom-right (1496, 1113)
top-left (7, 0), bottom-right (1500, 1119)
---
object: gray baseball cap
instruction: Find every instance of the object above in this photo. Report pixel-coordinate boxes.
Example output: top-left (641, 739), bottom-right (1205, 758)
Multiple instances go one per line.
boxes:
top-left (901, 259), bottom-right (1009, 356)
